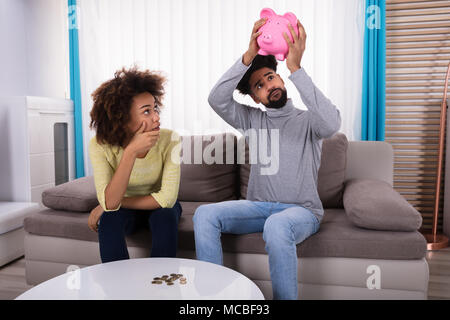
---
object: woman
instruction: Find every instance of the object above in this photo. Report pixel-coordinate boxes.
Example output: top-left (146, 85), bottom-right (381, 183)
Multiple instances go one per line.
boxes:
top-left (88, 67), bottom-right (182, 263)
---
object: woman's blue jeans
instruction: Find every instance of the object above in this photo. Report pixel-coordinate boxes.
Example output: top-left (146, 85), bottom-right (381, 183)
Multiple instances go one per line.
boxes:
top-left (193, 200), bottom-right (320, 300)
top-left (98, 201), bottom-right (182, 263)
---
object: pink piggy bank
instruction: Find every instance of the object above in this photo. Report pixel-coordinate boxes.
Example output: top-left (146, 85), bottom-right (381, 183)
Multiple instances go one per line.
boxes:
top-left (257, 8), bottom-right (299, 61)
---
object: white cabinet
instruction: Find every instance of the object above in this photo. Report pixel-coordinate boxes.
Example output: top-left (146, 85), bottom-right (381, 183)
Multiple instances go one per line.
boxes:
top-left (0, 96), bottom-right (75, 204)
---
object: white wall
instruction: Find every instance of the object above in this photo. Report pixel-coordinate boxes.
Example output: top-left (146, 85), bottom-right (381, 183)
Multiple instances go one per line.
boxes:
top-left (0, 0), bottom-right (28, 96)
top-left (0, 0), bottom-right (70, 201)
top-left (0, 0), bottom-right (69, 98)
top-left (24, 0), bottom-right (70, 99)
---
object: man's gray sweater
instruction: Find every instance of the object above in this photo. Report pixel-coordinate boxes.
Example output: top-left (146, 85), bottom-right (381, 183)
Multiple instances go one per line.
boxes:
top-left (208, 58), bottom-right (341, 222)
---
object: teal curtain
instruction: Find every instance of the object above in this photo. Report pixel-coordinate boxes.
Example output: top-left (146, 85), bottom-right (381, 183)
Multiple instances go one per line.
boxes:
top-left (361, 0), bottom-right (386, 141)
top-left (68, 0), bottom-right (84, 177)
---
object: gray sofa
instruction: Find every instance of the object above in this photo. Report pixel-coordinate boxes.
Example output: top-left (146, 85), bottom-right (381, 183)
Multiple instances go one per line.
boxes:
top-left (23, 133), bottom-right (429, 299)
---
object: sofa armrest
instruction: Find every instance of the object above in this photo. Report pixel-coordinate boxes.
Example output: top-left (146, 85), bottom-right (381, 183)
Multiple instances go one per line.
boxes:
top-left (343, 179), bottom-right (422, 231)
top-left (42, 176), bottom-right (98, 212)
top-left (345, 141), bottom-right (393, 185)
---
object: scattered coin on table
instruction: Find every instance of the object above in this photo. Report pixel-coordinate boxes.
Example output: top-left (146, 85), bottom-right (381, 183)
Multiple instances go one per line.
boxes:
top-left (151, 273), bottom-right (186, 285)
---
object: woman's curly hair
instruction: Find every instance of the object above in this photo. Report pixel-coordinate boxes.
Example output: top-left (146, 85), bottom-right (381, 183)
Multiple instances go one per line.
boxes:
top-left (90, 66), bottom-right (166, 147)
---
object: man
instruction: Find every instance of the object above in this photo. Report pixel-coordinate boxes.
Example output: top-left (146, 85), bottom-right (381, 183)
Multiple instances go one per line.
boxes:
top-left (193, 18), bottom-right (341, 299)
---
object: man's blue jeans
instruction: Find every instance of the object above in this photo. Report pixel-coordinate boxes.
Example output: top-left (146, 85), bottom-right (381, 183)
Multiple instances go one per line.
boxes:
top-left (193, 200), bottom-right (320, 300)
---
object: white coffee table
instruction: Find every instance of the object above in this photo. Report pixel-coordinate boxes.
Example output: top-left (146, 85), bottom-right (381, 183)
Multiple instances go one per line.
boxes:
top-left (16, 258), bottom-right (265, 300)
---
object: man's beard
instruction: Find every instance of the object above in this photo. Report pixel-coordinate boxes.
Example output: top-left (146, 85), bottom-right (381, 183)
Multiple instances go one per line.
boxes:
top-left (265, 88), bottom-right (288, 109)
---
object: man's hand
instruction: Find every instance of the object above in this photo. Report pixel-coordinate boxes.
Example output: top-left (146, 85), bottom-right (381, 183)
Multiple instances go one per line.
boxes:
top-left (243, 18), bottom-right (267, 66)
top-left (283, 19), bottom-right (306, 73)
top-left (88, 204), bottom-right (104, 232)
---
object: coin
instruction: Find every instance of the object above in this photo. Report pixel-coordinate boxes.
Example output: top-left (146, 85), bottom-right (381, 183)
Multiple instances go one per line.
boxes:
top-left (152, 280), bottom-right (162, 284)
top-left (166, 282), bottom-right (174, 286)
top-left (153, 277), bottom-right (161, 281)
top-left (162, 275), bottom-right (169, 278)
top-left (170, 273), bottom-right (177, 276)
top-left (180, 277), bottom-right (186, 281)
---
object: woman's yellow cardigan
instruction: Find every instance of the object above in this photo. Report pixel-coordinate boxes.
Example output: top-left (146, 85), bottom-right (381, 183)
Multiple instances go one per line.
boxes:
top-left (89, 129), bottom-right (181, 212)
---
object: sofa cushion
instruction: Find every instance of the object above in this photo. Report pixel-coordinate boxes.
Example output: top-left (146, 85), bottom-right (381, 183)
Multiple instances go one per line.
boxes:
top-left (23, 201), bottom-right (213, 250)
top-left (24, 208), bottom-right (98, 243)
top-left (42, 176), bottom-right (99, 212)
top-left (317, 133), bottom-right (348, 208)
top-left (24, 203), bottom-right (426, 260)
top-left (23, 208), bottom-right (152, 247)
top-left (41, 134), bottom-right (238, 212)
top-left (239, 132), bottom-right (348, 208)
top-left (343, 179), bottom-right (423, 231)
top-left (216, 208), bottom-right (426, 260)
top-left (178, 134), bottom-right (238, 202)
top-left (239, 142), bottom-right (250, 200)
top-left (296, 209), bottom-right (426, 259)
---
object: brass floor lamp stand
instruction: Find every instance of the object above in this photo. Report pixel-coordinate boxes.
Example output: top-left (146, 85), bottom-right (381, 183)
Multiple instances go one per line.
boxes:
top-left (424, 234), bottom-right (448, 250)
top-left (422, 61), bottom-right (450, 251)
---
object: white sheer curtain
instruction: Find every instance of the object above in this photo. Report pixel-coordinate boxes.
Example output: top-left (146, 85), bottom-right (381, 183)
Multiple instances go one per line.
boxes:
top-left (78, 0), bottom-right (365, 175)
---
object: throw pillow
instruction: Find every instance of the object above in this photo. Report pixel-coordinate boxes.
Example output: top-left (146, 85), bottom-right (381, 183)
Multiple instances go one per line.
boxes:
top-left (343, 178), bottom-right (422, 231)
top-left (42, 176), bottom-right (98, 212)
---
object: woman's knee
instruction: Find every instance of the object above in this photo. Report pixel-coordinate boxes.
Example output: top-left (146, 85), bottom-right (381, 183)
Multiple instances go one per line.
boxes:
top-left (149, 204), bottom-right (181, 226)
top-left (98, 210), bottom-right (129, 231)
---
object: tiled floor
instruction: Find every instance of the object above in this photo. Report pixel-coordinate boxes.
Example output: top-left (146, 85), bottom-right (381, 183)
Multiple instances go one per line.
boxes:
top-left (1, 249), bottom-right (450, 300)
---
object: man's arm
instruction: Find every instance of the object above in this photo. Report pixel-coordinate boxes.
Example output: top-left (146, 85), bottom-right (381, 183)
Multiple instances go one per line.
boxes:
top-left (208, 18), bottom-right (267, 130)
top-left (290, 69), bottom-right (341, 139)
top-left (284, 20), bottom-right (341, 138)
top-left (208, 58), bottom-right (252, 130)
